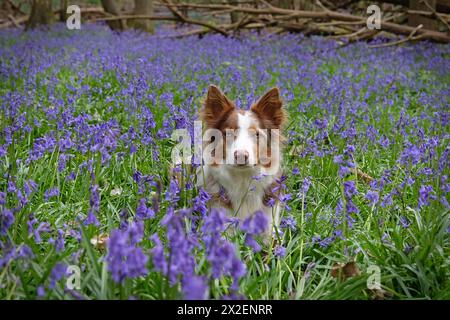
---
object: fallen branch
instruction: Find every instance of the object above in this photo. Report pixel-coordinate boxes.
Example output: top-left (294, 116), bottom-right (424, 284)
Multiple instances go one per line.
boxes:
top-left (0, 6), bottom-right (114, 29)
top-left (161, 0), bottom-right (228, 36)
top-left (155, 1), bottom-right (450, 42)
top-left (7, 15), bottom-right (21, 28)
top-left (1, 0), bottom-right (449, 44)
top-left (88, 15), bottom-right (178, 23)
top-left (0, 15), bottom-right (27, 29)
top-left (368, 24), bottom-right (425, 48)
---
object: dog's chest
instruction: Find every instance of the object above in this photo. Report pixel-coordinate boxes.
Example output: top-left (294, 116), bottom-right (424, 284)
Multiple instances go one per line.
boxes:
top-left (201, 166), bottom-right (276, 219)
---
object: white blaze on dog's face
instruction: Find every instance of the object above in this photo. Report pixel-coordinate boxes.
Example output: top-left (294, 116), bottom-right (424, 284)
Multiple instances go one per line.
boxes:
top-left (201, 85), bottom-right (286, 173)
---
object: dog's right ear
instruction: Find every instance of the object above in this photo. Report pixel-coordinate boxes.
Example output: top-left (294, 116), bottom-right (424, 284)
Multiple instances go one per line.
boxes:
top-left (201, 85), bottom-right (235, 128)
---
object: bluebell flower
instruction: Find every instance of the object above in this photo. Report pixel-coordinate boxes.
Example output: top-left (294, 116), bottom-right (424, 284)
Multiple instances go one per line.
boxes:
top-left (365, 190), bottom-right (379, 205)
top-left (136, 198), bottom-right (155, 220)
top-left (280, 215), bottom-right (296, 232)
top-left (182, 275), bottom-right (208, 300)
top-left (106, 221), bottom-right (148, 283)
top-left (49, 263), bottom-right (67, 289)
top-left (274, 245), bottom-right (286, 257)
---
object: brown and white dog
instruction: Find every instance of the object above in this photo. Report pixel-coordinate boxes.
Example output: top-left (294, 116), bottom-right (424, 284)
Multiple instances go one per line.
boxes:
top-left (197, 85), bottom-right (286, 235)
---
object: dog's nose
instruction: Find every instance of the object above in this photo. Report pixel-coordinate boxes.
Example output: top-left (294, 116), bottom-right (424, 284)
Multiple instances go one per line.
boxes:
top-left (234, 150), bottom-right (249, 165)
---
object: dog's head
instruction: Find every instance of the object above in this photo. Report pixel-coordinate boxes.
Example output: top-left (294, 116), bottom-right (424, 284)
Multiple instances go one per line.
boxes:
top-left (200, 85), bottom-right (286, 173)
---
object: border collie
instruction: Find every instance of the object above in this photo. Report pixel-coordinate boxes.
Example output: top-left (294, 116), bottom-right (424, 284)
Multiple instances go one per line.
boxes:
top-left (197, 85), bottom-right (286, 236)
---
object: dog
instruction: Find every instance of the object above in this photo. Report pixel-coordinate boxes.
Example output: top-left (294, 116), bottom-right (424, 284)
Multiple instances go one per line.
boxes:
top-left (197, 85), bottom-right (286, 236)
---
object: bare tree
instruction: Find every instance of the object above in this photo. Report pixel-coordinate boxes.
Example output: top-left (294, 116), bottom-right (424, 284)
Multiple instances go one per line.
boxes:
top-left (131, 0), bottom-right (155, 33)
top-left (60, 0), bottom-right (68, 22)
top-left (228, 0), bottom-right (242, 24)
top-left (26, 0), bottom-right (54, 29)
top-left (101, 0), bottom-right (127, 30)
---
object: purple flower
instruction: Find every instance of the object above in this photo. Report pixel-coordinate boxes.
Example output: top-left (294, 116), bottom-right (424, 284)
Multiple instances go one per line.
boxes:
top-left (343, 181), bottom-right (357, 198)
top-left (84, 209), bottom-right (100, 226)
top-left (301, 177), bottom-right (311, 194)
top-left (365, 190), bottom-right (379, 205)
top-left (157, 208), bottom-right (198, 284)
top-left (37, 285), bottom-right (46, 297)
top-left (381, 193), bottom-right (393, 207)
top-left (192, 188), bottom-right (211, 216)
top-left (7, 180), bottom-right (17, 193)
top-left (33, 222), bottom-right (52, 244)
top-left (274, 245), bottom-right (287, 257)
top-left (136, 198), bottom-right (155, 220)
top-left (55, 229), bottom-right (65, 253)
top-left (400, 143), bottom-right (421, 166)
top-left (344, 145), bottom-right (355, 155)
top-left (241, 211), bottom-right (269, 235)
top-left (24, 180), bottom-right (38, 196)
top-left (333, 154), bottom-right (344, 164)
top-left (244, 234), bottom-right (261, 252)
top-left (106, 221), bottom-right (148, 283)
top-left (182, 275), bottom-right (208, 300)
top-left (280, 215), bottom-right (296, 232)
top-left (381, 232), bottom-right (390, 244)
top-left (49, 263), bottom-right (67, 289)
top-left (0, 208), bottom-right (14, 235)
top-left (202, 209), bottom-right (246, 290)
top-left (165, 180), bottom-right (180, 204)
top-left (0, 192), bottom-right (6, 205)
top-left (44, 187), bottom-right (59, 201)
top-left (418, 185), bottom-right (436, 209)
top-left (399, 216), bottom-right (410, 229)
top-left (150, 234), bottom-right (167, 274)
top-left (240, 211), bottom-right (269, 252)
top-left (84, 184), bottom-right (100, 226)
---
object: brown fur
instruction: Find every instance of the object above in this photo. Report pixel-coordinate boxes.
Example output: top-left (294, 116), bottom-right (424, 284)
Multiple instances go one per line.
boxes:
top-left (200, 85), bottom-right (236, 129)
top-left (250, 88), bottom-right (287, 130)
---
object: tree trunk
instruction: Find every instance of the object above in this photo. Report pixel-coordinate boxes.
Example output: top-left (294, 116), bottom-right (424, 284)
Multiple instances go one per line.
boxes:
top-left (132, 0), bottom-right (154, 33)
top-left (408, 0), bottom-right (437, 30)
top-left (60, 0), bottom-right (68, 22)
top-left (275, 0), bottom-right (294, 9)
top-left (26, 0), bottom-right (54, 30)
top-left (228, 1), bottom-right (242, 24)
top-left (101, 0), bottom-right (126, 30)
top-left (294, 0), bottom-right (316, 10)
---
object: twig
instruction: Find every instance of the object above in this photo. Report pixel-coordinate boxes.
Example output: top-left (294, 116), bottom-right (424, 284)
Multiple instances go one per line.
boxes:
top-left (7, 15), bottom-right (21, 28)
top-left (88, 15), bottom-right (178, 23)
top-left (5, 0), bottom-right (25, 15)
top-left (161, 0), bottom-right (228, 36)
top-left (368, 24), bottom-right (424, 48)
top-left (315, 0), bottom-right (331, 12)
top-left (0, 15), bottom-right (27, 29)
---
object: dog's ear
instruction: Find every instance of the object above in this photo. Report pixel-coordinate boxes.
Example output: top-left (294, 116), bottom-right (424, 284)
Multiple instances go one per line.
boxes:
top-left (251, 88), bottom-right (286, 128)
top-left (201, 85), bottom-right (235, 128)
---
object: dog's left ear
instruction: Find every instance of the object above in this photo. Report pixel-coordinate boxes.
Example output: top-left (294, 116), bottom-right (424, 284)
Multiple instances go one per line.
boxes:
top-left (251, 88), bottom-right (286, 128)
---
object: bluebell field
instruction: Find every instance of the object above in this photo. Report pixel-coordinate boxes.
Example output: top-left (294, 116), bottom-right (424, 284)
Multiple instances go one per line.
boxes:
top-left (0, 24), bottom-right (449, 299)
